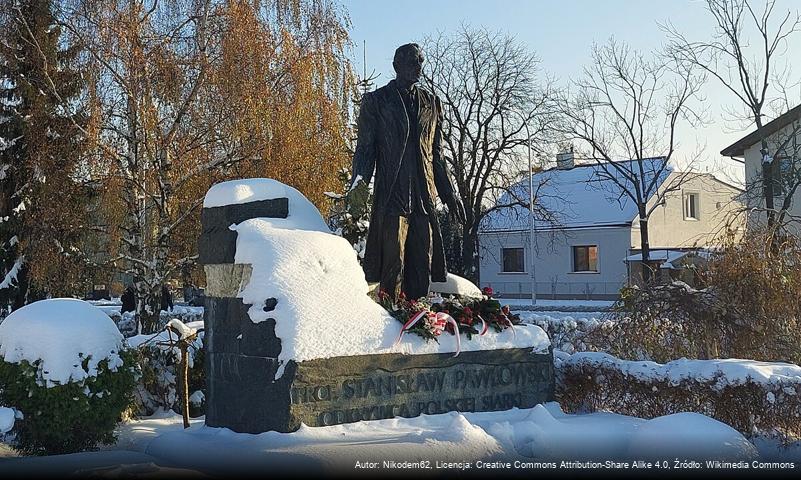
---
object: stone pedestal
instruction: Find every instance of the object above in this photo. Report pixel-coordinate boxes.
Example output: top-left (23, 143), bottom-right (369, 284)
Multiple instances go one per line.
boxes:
top-left (200, 184), bottom-right (554, 434)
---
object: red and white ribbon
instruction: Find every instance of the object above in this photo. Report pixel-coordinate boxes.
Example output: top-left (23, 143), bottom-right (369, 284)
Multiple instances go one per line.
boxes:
top-left (505, 317), bottom-right (517, 339)
top-left (437, 312), bottom-right (461, 357)
top-left (393, 310), bottom-right (462, 357)
top-left (475, 315), bottom-right (489, 336)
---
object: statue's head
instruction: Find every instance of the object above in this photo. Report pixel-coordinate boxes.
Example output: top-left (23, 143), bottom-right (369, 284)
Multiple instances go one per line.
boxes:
top-left (393, 43), bottom-right (424, 85)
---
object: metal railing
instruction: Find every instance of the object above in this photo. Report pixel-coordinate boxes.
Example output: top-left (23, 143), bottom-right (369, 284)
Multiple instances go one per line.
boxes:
top-left (484, 281), bottom-right (623, 300)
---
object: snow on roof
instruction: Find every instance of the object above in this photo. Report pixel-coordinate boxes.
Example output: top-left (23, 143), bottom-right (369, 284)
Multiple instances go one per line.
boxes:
top-left (203, 178), bottom-right (330, 233)
top-left (0, 298), bottom-right (125, 386)
top-left (482, 158), bottom-right (671, 232)
top-left (624, 249), bottom-right (690, 263)
top-left (225, 179), bottom-right (550, 379)
top-left (624, 249), bottom-right (712, 269)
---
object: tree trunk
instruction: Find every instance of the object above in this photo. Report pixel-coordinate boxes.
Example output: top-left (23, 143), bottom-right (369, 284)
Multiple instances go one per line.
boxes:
top-left (757, 116), bottom-right (776, 231)
top-left (460, 228), bottom-right (479, 284)
top-left (180, 342), bottom-right (190, 429)
top-left (639, 211), bottom-right (653, 286)
top-left (137, 284), bottom-right (162, 334)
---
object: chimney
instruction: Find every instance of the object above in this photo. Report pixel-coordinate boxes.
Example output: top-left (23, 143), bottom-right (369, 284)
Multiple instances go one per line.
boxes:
top-left (556, 148), bottom-right (574, 170)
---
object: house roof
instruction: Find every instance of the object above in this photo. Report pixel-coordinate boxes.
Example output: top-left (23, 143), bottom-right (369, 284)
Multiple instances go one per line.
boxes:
top-left (720, 103), bottom-right (801, 157)
top-left (481, 157), bottom-right (671, 232)
top-left (624, 248), bottom-right (712, 270)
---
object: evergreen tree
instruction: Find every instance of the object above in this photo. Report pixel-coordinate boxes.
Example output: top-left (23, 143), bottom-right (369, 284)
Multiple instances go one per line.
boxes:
top-left (327, 63), bottom-right (378, 262)
top-left (326, 167), bottom-right (371, 261)
top-left (0, 0), bottom-right (87, 310)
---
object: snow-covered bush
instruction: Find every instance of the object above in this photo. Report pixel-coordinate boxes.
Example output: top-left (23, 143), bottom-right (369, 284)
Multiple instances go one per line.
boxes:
top-left (326, 167), bottom-right (371, 261)
top-left (127, 321), bottom-right (204, 416)
top-left (0, 405), bottom-right (21, 444)
top-left (523, 314), bottom-right (606, 354)
top-left (106, 307), bottom-right (204, 338)
top-left (557, 351), bottom-right (801, 443)
top-left (0, 299), bottom-right (138, 454)
top-left (597, 229), bottom-right (801, 364)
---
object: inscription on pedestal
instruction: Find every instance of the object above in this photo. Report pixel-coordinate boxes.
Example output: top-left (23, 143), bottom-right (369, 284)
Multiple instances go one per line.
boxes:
top-left (286, 348), bottom-right (553, 429)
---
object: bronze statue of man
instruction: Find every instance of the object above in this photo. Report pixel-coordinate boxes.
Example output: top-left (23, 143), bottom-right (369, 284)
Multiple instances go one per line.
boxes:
top-left (351, 43), bottom-right (466, 300)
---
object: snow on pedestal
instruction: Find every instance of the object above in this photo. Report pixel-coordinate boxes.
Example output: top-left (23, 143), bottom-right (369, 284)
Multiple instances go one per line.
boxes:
top-left (429, 273), bottom-right (483, 297)
top-left (200, 178), bottom-right (553, 433)
top-left (206, 178), bottom-right (550, 378)
top-left (0, 298), bottom-right (125, 386)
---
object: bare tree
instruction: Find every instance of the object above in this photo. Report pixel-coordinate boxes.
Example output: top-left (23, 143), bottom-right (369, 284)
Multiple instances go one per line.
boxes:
top-left (556, 39), bottom-right (705, 284)
top-left (422, 26), bottom-right (557, 283)
top-left (666, 0), bottom-right (801, 231)
top-left (25, 0), bottom-right (351, 332)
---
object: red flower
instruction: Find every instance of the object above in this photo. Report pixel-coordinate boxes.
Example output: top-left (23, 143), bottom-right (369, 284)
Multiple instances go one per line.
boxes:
top-left (482, 286), bottom-right (493, 297)
top-left (463, 306), bottom-right (473, 315)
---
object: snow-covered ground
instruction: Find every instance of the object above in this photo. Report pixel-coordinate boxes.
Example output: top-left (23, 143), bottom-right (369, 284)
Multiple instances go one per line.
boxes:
top-left (3, 402), bottom-right (794, 475)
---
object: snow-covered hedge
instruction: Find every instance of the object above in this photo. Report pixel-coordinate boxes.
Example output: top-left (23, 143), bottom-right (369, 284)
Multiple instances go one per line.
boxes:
top-left (521, 313), bottom-right (606, 354)
top-left (127, 321), bottom-right (205, 416)
top-left (0, 299), bottom-right (138, 454)
top-left (105, 306), bottom-right (204, 338)
top-left (557, 351), bottom-right (801, 442)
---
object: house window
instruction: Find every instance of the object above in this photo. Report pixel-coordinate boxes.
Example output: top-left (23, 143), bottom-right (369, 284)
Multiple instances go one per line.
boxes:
top-left (501, 247), bottom-right (525, 273)
top-left (772, 155), bottom-right (794, 196)
top-left (572, 245), bottom-right (598, 272)
top-left (684, 193), bottom-right (699, 220)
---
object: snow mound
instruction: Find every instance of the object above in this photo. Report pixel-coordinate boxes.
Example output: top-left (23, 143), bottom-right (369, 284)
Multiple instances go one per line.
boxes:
top-left (510, 404), bottom-right (640, 459)
top-left (562, 352), bottom-right (801, 388)
top-left (218, 179), bottom-right (550, 378)
top-left (128, 411), bottom-right (502, 472)
top-left (429, 273), bottom-right (482, 297)
top-left (235, 217), bottom-right (551, 378)
top-left (119, 402), bottom-right (768, 468)
top-left (204, 178), bottom-right (329, 232)
top-left (627, 413), bottom-right (759, 460)
top-left (0, 407), bottom-right (15, 434)
top-left (0, 298), bottom-right (125, 386)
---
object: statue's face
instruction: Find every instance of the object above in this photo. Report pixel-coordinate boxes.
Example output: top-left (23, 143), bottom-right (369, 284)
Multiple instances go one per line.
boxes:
top-left (394, 46), bottom-right (424, 85)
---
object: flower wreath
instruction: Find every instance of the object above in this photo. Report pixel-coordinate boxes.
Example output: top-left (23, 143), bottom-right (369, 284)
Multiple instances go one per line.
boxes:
top-left (379, 287), bottom-right (520, 356)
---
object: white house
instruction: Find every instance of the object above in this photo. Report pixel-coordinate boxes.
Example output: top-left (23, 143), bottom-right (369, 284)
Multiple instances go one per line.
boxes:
top-left (478, 155), bottom-right (743, 300)
top-left (720, 104), bottom-right (801, 234)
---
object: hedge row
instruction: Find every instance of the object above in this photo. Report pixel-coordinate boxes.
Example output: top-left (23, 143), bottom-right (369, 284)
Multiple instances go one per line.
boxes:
top-left (556, 352), bottom-right (801, 442)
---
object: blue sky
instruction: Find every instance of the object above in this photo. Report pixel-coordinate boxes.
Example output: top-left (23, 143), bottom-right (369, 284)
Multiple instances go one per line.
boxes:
top-left (343, 0), bottom-right (801, 185)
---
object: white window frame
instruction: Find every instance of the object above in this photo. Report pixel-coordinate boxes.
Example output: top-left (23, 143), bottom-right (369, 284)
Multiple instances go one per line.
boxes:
top-left (683, 192), bottom-right (700, 221)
